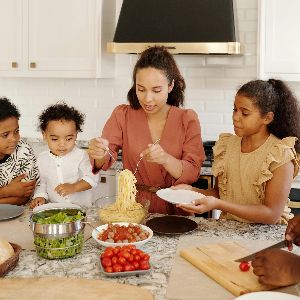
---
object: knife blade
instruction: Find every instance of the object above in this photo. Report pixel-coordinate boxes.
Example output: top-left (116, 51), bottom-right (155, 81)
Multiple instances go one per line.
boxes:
top-left (235, 240), bottom-right (290, 262)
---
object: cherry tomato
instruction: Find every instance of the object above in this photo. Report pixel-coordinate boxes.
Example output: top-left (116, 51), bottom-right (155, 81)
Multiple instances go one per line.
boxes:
top-left (113, 248), bottom-right (120, 255)
top-left (105, 266), bottom-right (113, 273)
top-left (101, 257), bottom-right (112, 268)
top-left (130, 249), bottom-right (137, 255)
top-left (239, 261), bottom-right (250, 272)
top-left (139, 260), bottom-right (150, 270)
top-left (112, 263), bottom-right (123, 273)
top-left (111, 256), bottom-right (118, 265)
top-left (102, 250), bottom-right (113, 258)
top-left (118, 256), bottom-right (127, 265)
top-left (127, 254), bottom-right (134, 262)
top-left (142, 254), bottom-right (150, 261)
top-left (123, 264), bottom-right (135, 272)
top-left (134, 255), bottom-right (141, 262)
top-left (122, 251), bottom-right (131, 260)
top-left (132, 261), bottom-right (139, 270)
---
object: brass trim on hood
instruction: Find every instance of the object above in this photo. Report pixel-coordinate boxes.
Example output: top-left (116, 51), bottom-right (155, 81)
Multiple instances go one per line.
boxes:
top-left (107, 42), bottom-right (241, 55)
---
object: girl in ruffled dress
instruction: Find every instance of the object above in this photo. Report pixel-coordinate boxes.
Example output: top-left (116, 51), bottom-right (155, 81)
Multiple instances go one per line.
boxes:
top-left (177, 79), bottom-right (300, 224)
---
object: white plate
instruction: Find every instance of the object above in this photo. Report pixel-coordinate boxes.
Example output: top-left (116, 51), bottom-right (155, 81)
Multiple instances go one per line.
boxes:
top-left (92, 222), bottom-right (153, 247)
top-left (235, 291), bottom-right (300, 300)
top-left (156, 188), bottom-right (205, 205)
top-left (0, 204), bottom-right (24, 221)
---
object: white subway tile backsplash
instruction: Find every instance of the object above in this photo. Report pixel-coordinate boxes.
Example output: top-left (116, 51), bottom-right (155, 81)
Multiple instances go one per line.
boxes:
top-left (236, 0), bottom-right (258, 9)
top-left (187, 67), bottom-right (225, 78)
top-left (245, 32), bottom-right (257, 44)
top-left (245, 9), bottom-right (258, 21)
top-left (205, 56), bottom-right (244, 67)
top-left (238, 20), bottom-right (257, 32)
top-left (224, 67), bottom-right (256, 78)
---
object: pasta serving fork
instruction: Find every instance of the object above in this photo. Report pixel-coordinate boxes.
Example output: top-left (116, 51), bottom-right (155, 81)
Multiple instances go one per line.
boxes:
top-left (133, 138), bottom-right (160, 175)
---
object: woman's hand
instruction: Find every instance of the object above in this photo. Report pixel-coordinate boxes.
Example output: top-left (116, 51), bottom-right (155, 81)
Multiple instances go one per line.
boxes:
top-left (177, 196), bottom-right (219, 214)
top-left (30, 197), bottom-right (46, 209)
top-left (252, 248), bottom-right (300, 286)
top-left (141, 143), bottom-right (169, 166)
top-left (171, 184), bottom-right (194, 191)
top-left (88, 137), bottom-right (109, 160)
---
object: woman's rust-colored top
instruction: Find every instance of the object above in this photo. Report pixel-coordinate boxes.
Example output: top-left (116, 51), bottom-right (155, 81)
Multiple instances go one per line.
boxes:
top-left (99, 104), bottom-right (205, 214)
top-left (212, 133), bottom-right (299, 224)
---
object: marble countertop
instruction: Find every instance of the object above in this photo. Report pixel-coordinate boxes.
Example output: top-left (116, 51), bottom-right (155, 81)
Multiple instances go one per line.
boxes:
top-left (6, 208), bottom-right (291, 300)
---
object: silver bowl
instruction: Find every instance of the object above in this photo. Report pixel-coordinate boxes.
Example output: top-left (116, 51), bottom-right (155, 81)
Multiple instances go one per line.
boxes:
top-left (30, 208), bottom-right (86, 238)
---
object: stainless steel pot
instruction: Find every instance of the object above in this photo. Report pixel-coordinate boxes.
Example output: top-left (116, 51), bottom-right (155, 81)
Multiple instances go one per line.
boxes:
top-left (30, 208), bottom-right (86, 238)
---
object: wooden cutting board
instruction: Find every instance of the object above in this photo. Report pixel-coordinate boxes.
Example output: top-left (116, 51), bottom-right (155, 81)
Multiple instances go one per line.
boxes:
top-left (0, 277), bottom-right (153, 300)
top-left (180, 241), bottom-right (273, 296)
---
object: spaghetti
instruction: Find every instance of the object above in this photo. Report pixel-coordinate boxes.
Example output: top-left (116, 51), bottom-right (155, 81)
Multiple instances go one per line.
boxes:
top-left (99, 169), bottom-right (146, 224)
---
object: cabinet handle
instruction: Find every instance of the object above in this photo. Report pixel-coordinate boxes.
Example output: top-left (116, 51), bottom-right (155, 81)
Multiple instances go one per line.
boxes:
top-left (11, 62), bottom-right (18, 68)
top-left (30, 62), bottom-right (36, 68)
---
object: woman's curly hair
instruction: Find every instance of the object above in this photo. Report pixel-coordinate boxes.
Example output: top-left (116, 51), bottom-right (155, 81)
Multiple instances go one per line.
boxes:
top-left (237, 79), bottom-right (300, 152)
top-left (0, 97), bottom-right (20, 121)
top-left (127, 46), bottom-right (186, 109)
top-left (38, 102), bottom-right (85, 132)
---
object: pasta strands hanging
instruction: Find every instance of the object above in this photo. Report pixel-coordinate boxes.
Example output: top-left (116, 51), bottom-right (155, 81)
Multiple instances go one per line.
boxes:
top-left (99, 169), bottom-right (146, 223)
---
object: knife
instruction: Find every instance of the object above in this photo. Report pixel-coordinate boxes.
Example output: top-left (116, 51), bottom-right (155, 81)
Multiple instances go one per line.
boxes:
top-left (235, 240), bottom-right (291, 262)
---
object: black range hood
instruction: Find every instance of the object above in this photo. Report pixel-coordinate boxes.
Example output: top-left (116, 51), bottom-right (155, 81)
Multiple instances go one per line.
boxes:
top-left (107, 0), bottom-right (241, 55)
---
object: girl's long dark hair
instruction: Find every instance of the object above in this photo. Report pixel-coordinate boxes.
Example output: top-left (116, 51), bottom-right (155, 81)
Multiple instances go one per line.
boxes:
top-left (127, 46), bottom-right (186, 109)
top-left (237, 79), bottom-right (300, 152)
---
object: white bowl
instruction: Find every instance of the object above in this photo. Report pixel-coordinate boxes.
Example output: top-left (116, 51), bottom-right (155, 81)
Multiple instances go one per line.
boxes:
top-left (92, 222), bottom-right (153, 247)
top-left (235, 291), bottom-right (300, 300)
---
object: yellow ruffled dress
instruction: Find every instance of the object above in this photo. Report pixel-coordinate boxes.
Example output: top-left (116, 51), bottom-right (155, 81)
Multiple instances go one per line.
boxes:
top-left (212, 133), bottom-right (299, 224)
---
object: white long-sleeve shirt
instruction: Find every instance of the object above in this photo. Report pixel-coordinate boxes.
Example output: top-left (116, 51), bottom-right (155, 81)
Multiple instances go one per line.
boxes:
top-left (33, 146), bottom-right (99, 207)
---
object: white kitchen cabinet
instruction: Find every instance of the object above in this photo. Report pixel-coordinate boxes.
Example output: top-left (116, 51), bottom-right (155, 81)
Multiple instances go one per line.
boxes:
top-left (0, 0), bottom-right (114, 78)
top-left (259, 0), bottom-right (300, 81)
top-left (0, 0), bottom-right (22, 72)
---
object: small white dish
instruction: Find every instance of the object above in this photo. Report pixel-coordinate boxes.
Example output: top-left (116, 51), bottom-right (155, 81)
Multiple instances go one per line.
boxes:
top-left (156, 188), bottom-right (205, 205)
top-left (235, 291), bottom-right (300, 300)
top-left (32, 202), bottom-right (82, 213)
top-left (92, 222), bottom-right (153, 247)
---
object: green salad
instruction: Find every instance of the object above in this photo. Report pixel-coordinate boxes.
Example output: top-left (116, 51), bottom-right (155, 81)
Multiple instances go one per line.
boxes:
top-left (34, 232), bottom-right (84, 259)
top-left (35, 211), bottom-right (84, 224)
top-left (33, 210), bottom-right (85, 259)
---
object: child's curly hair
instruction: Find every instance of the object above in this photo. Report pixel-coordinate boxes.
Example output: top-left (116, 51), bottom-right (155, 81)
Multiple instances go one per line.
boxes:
top-left (0, 97), bottom-right (20, 121)
top-left (38, 102), bottom-right (85, 132)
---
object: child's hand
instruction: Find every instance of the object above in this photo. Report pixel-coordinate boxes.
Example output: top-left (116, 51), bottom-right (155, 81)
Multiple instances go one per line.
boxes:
top-left (30, 197), bottom-right (46, 209)
top-left (55, 183), bottom-right (75, 197)
top-left (6, 174), bottom-right (36, 197)
top-left (177, 196), bottom-right (219, 214)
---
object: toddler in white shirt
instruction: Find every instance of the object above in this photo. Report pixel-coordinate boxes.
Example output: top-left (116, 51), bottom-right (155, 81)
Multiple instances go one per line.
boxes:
top-left (30, 102), bottom-right (99, 208)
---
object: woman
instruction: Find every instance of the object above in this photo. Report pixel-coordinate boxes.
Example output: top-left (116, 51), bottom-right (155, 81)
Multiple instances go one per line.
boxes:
top-left (88, 46), bottom-right (205, 214)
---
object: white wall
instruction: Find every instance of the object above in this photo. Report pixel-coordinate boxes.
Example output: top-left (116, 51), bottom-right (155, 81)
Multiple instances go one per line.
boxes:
top-left (1, 0), bottom-right (300, 142)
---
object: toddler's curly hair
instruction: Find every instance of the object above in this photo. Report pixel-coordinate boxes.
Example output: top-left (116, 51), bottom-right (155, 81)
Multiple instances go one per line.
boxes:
top-left (38, 102), bottom-right (85, 132)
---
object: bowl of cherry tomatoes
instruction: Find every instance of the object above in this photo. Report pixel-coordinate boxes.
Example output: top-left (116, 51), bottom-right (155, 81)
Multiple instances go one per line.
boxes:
top-left (92, 222), bottom-right (153, 247)
top-left (100, 245), bottom-right (151, 276)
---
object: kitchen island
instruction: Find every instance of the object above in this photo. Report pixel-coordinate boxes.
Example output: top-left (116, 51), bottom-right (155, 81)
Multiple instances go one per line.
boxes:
top-left (5, 207), bottom-right (299, 300)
